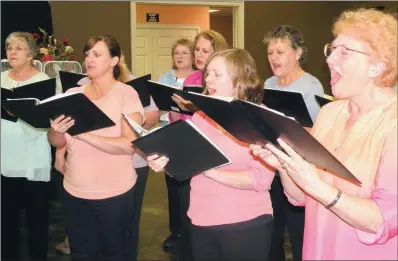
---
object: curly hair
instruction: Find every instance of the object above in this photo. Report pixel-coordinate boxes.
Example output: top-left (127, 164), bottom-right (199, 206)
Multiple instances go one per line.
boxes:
top-left (332, 8), bottom-right (397, 87)
top-left (263, 25), bottom-right (307, 67)
top-left (203, 48), bottom-right (264, 105)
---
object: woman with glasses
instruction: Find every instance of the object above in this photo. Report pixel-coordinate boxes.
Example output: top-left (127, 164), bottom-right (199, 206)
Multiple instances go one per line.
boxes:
top-left (251, 8), bottom-right (397, 260)
top-left (261, 25), bottom-right (324, 261)
top-left (1, 32), bottom-right (52, 261)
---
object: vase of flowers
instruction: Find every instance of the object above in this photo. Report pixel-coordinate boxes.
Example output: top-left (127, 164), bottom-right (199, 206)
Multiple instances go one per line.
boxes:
top-left (33, 27), bottom-right (75, 62)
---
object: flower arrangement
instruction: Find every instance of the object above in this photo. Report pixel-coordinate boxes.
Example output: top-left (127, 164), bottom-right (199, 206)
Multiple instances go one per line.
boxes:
top-left (33, 27), bottom-right (75, 62)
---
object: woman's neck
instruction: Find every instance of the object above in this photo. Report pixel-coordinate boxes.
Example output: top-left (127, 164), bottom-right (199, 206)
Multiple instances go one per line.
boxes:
top-left (278, 66), bottom-right (305, 86)
top-left (348, 83), bottom-right (397, 119)
top-left (175, 67), bottom-right (193, 79)
top-left (9, 65), bottom-right (36, 81)
top-left (90, 74), bottom-right (117, 97)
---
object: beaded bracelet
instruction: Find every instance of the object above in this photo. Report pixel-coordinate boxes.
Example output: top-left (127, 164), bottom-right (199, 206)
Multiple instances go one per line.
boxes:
top-left (325, 189), bottom-right (342, 209)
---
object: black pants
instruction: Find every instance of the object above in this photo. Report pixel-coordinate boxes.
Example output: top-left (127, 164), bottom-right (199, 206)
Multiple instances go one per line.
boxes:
top-left (165, 175), bottom-right (192, 260)
top-left (270, 176), bottom-right (304, 261)
top-left (131, 167), bottom-right (149, 260)
top-left (191, 214), bottom-right (273, 261)
top-left (1, 175), bottom-right (50, 261)
top-left (63, 186), bottom-right (136, 261)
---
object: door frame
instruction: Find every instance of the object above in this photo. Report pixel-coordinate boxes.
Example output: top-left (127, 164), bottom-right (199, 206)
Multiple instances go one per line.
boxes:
top-left (130, 1), bottom-right (244, 74)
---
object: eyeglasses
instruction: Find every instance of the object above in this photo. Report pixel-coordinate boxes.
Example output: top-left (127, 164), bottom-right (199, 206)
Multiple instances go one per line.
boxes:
top-left (5, 46), bottom-right (28, 53)
top-left (324, 44), bottom-right (369, 58)
top-left (173, 52), bottom-right (190, 57)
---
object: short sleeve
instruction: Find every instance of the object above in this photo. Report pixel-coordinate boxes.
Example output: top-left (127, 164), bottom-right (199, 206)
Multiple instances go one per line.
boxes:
top-left (144, 96), bottom-right (159, 112)
top-left (122, 87), bottom-right (145, 119)
top-left (355, 125), bottom-right (398, 245)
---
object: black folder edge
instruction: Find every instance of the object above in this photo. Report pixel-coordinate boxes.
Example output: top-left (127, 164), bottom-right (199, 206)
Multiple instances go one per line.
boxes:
top-left (263, 89), bottom-right (313, 127)
top-left (181, 91), bottom-right (361, 186)
top-left (315, 95), bottom-right (334, 107)
top-left (125, 74), bottom-right (152, 107)
top-left (2, 93), bottom-right (116, 135)
top-left (1, 78), bottom-right (56, 122)
top-left (130, 119), bottom-right (231, 180)
top-left (59, 71), bottom-right (86, 93)
top-left (145, 80), bottom-right (197, 115)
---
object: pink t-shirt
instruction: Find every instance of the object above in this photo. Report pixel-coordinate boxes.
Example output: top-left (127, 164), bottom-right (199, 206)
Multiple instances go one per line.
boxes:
top-left (169, 70), bottom-right (203, 123)
top-left (187, 112), bottom-right (275, 226)
top-left (63, 82), bottom-right (144, 200)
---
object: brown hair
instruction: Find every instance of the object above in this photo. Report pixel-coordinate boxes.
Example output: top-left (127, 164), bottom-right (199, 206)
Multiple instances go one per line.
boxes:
top-left (191, 30), bottom-right (229, 55)
top-left (263, 25), bottom-right (307, 68)
top-left (332, 8), bottom-right (397, 87)
top-left (203, 48), bottom-right (264, 104)
top-left (83, 35), bottom-right (129, 80)
top-left (171, 38), bottom-right (194, 70)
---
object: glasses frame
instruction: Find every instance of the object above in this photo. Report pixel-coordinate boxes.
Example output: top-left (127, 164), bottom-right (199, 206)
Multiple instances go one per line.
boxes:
top-left (324, 43), bottom-right (369, 58)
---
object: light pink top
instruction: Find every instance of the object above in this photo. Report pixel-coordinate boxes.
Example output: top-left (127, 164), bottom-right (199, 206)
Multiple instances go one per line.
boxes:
top-left (63, 82), bottom-right (145, 200)
top-left (187, 111), bottom-right (275, 226)
top-left (169, 70), bottom-right (203, 123)
top-left (286, 98), bottom-right (398, 260)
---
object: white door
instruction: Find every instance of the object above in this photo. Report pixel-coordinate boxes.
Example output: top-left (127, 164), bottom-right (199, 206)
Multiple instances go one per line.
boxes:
top-left (135, 25), bottom-right (200, 80)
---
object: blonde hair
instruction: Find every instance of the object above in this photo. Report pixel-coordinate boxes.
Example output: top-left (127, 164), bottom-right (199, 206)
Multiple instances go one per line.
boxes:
top-left (191, 30), bottom-right (229, 55)
top-left (332, 8), bottom-right (397, 87)
top-left (117, 53), bottom-right (133, 83)
top-left (203, 48), bottom-right (264, 104)
top-left (171, 38), bottom-right (194, 70)
top-left (5, 32), bottom-right (37, 65)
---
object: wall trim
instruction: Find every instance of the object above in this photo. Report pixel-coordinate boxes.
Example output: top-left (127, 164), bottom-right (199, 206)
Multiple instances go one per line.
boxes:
top-left (130, 1), bottom-right (244, 74)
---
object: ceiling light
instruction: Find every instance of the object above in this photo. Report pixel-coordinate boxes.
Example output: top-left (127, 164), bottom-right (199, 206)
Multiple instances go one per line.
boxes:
top-left (209, 9), bottom-right (219, 13)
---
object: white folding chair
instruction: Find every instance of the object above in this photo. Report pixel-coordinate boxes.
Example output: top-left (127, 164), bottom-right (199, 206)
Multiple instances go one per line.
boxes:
top-left (43, 61), bottom-right (83, 94)
top-left (1, 59), bottom-right (43, 72)
top-left (33, 60), bottom-right (43, 72)
top-left (1, 59), bottom-right (11, 72)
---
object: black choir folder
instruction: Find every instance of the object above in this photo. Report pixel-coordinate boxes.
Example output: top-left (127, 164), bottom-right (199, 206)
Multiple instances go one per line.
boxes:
top-left (1, 78), bottom-right (56, 122)
top-left (181, 92), bottom-right (361, 185)
top-left (2, 92), bottom-right (115, 136)
top-left (315, 95), bottom-right (334, 107)
top-left (59, 71), bottom-right (86, 93)
top-left (146, 80), bottom-right (203, 115)
top-left (125, 74), bottom-right (151, 107)
top-left (263, 89), bottom-right (313, 127)
top-left (123, 114), bottom-right (231, 181)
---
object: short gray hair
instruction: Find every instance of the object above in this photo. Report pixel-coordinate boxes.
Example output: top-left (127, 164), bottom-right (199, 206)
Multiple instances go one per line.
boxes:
top-left (263, 25), bottom-right (308, 68)
top-left (5, 32), bottom-right (37, 58)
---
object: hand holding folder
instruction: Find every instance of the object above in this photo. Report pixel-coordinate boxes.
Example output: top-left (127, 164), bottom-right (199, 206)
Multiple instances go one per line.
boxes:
top-left (181, 91), bottom-right (361, 185)
top-left (122, 114), bottom-right (231, 181)
top-left (146, 80), bottom-right (203, 115)
top-left (2, 92), bottom-right (115, 135)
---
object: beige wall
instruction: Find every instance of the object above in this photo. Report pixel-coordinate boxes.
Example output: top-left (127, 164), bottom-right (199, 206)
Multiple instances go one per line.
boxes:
top-left (136, 4), bottom-right (209, 31)
top-left (210, 16), bottom-right (233, 47)
top-left (244, 1), bottom-right (397, 94)
top-left (50, 1), bottom-right (131, 67)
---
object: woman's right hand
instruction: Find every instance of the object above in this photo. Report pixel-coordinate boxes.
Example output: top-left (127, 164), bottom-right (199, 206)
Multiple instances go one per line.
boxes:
top-left (147, 154), bottom-right (169, 172)
top-left (250, 143), bottom-right (283, 171)
top-left (50, 115), bottom-right (75, 134)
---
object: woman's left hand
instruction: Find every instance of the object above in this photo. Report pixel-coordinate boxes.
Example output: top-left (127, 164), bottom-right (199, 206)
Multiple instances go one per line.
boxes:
top-left (266, 138), bottom-right (322, 190)
top-left (171, 94), bottom-right (198, 112)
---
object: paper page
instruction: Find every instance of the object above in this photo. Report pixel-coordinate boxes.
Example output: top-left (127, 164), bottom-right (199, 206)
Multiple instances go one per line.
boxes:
top-left (185, 119), bottom-right (231, 166)
top-left (243, 100), bottom-right (297, 121)
top-left (40, 92), bottom-right (79, 104)
top-left (6, 97), bottom-right (40, 104)
top-left (122, 113), bottom-right (149, 137)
